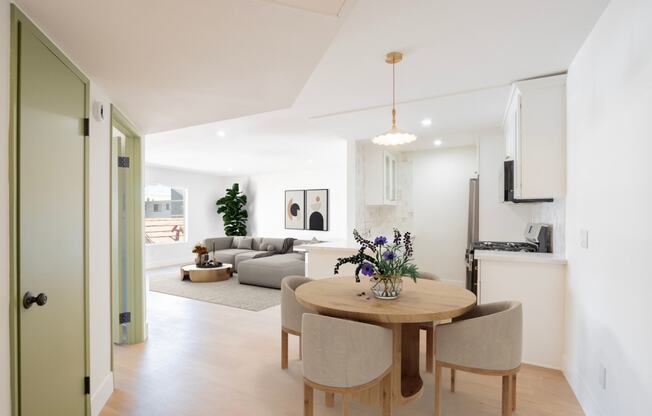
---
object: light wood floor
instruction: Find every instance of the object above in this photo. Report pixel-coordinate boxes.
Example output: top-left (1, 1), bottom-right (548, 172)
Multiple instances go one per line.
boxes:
top-left (100, 290), bottom-right (584, 416)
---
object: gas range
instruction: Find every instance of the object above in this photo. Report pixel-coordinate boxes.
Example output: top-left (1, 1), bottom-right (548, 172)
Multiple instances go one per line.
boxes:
top-left (470, 240), bottom-right (538, 253)
top-left (465, 223), bottom-right (552, 296)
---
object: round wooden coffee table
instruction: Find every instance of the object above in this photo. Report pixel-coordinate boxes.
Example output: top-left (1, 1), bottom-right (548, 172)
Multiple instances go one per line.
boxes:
top-left (180, 264), bottom-right (233, 282)
top-left (295, 277), bottom-right (476, 408)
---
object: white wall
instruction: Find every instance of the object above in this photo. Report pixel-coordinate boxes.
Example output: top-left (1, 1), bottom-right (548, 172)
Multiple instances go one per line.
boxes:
top-left (564, 1), bottom-right (652, 415)
top-left (477, 131), bottom-right (533, 242)
top-left (1, 1), bottom-right (11, 415)
top-left (88, 84), bottom-right (114, 415)
top-left (411, 146), bottom-right (477, 285)
top-left (145, 166), bottom-right (229, 268)
top-left (243, 147), bottom-right (348, 241)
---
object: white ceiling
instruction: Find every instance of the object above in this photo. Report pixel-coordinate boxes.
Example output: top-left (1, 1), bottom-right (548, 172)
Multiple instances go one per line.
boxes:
top-left (14, 0), bottom-right (351, 133)
top-left (145, 109), bottom-right (347, 175)
top-left (294, 0), bottom-right (610, 117)
top-left (15, 0), bottom-right (610, 174)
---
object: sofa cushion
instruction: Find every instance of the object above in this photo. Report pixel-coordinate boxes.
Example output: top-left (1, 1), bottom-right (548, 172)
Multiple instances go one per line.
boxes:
top-left (260, 238), bottom-right (286, 253)
top-left (237, 253), bottom-right (306, 289)
top-left (237, 238), bottom-right (253, 250)
top-left (213, 248), bottom-right (255, 267)
top-left (251, 237), bottom-right (263, 251)
top-left (283, 252), bottom-right (305, 261)
top-left (231, 236), bottom-right (243, 248)
top-left (203, 237), bottom-right (234, 251)
top-left (234, 251), bottom-right (274, 271)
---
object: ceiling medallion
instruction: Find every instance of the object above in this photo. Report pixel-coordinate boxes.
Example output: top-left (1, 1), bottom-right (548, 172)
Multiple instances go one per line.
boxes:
top-left (372, 51), bottom-right (417, 146)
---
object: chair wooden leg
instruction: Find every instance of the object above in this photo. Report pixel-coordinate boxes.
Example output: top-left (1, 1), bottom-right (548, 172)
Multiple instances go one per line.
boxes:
top-left (281, 329), bottom-right (288, 369)
top-left (512, 373), bottom-right (517, 411)
top-left (325, 392), bottom-right (335, 407)
top-left (434, 362), bottom-right (442, 416)
top-left (381, 373), bottom-right (392, 416)
top-left (425, 326), bottom-right (434, 373)
top-left (342, 393), bottom-right (350, 416)
top-left (450, 368), bottom-right (456, 392)
top-left (502, 375), bottom-right (513, 416)
top-left (304, 383), bottom-right (314, 416)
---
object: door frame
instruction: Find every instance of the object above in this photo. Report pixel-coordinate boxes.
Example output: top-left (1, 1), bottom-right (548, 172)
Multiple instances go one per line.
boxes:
top-left (8, 5), bottom-right (91, 416)
top-left (110, 106), bottom-right (146, 348)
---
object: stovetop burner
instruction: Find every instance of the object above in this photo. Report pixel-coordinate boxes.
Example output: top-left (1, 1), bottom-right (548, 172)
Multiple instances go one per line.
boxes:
top-left (471, 241), bottom-right (538, 253)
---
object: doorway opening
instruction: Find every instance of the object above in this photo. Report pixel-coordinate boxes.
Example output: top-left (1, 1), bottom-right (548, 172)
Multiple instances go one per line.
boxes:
top-left (110, 106), bottom-right (146, 346)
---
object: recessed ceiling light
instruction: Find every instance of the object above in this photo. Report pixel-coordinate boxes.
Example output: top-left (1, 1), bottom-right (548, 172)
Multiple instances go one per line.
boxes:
top-left (421, 118), bottom-right (432, 127)
top-left (227, 167), bottom-right (233, 173)
top-left (433, 139), bottom-right (443, 146)
top-left (216, 130), bottom-right (226, 137)
top-left (307, 159), bottom-right (313, 164)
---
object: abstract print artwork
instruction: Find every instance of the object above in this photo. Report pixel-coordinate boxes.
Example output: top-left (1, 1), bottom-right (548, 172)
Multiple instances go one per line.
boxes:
top-left (285, 190), bottom-right (305, 230)
top-left (306, 189), bottom-right (328, 231)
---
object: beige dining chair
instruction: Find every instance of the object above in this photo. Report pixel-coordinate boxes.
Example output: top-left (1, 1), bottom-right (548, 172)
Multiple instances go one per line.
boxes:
top-left (302, 313), bottom-right (393, 416)
top-left (281, 275), bottom-right (313, 369)
top-left (417, 271), bottom-right (441, 373)
top-left (434, 301), bottom-right (523, 416)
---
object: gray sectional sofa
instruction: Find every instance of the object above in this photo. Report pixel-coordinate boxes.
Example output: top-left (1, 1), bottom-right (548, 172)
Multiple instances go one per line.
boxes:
top-left (202, 236), bottom-right (306, 289)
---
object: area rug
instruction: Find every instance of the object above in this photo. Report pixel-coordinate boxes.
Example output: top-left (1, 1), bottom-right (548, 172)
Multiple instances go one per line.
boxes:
top-left (149, 273), bottom-right (280, 312)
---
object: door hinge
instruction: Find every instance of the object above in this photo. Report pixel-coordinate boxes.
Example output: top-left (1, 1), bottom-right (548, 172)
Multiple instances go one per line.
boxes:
top-left (119, 312), bottom-right (131, 324)
top-left (84, 376), bottom-right (90, 395)
top-left (83, 118), bottom-right (90, 136)
top-left (118, 156), bottom-right (130, 168)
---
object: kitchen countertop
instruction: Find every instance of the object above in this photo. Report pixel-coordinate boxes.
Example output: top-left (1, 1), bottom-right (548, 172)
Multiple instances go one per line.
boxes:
top-left (474, 250), bottom-right (567, 265)
top-left (294, 240), bottom-right (360, 252)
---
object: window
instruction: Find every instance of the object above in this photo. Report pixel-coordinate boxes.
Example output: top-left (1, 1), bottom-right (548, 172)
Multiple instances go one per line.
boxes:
top-left (145, 185), bottom-right (187, 244)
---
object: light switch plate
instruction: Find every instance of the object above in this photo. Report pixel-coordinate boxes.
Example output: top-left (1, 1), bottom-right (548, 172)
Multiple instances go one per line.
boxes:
top-left (598, 362), bottom-right (607, 390)
top-left (580, 229), bottom-right (589, 249)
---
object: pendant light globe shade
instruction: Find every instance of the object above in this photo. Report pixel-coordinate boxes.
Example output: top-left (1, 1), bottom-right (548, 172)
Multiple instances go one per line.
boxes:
top-left (372, 127), bottom-right (417, 146)
top-left (373, 51), bottom-right (416, 146)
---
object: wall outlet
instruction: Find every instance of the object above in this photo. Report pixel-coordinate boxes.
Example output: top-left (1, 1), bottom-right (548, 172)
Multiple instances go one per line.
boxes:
top-left (598, 363), bottom-right (607, 390)
top-left (580, 229), bottom-right (589, 249)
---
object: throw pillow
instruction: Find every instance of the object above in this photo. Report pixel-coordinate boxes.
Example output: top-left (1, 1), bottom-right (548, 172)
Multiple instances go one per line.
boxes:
top-left (237, 238), bottom-right (253, 250)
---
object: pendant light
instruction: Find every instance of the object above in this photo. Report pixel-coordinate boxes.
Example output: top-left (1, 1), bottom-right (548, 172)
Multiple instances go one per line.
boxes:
top-left (372, 51), bottom-right (417, 146)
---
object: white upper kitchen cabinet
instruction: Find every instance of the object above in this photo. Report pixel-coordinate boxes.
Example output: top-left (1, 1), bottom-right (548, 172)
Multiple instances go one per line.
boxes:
top-left (504, 74), bottom-right (566, 200)
top-left (364, 145), bottom-right (397, 205)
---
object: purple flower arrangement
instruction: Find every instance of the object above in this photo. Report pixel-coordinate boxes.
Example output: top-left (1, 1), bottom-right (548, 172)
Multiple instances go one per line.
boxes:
top-left (334, 229), bottom-right (418, 283)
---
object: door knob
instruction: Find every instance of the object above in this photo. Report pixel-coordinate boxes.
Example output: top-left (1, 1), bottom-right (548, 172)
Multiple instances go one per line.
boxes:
top-left (23, 292), bottom-right (48, 309)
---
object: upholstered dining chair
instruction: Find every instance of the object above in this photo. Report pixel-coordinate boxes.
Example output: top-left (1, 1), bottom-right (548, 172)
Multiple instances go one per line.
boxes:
top-left (418, 271), bottom-right (441, 373)
top-left (280, 275), bottom-right (313, 369)
top-left (302, 314), bottom-right (393, 416)
top-left (434, 301), bottom-right (523, 416)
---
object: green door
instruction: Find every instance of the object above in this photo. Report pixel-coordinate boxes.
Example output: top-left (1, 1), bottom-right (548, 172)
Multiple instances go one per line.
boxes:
top-left (15, 10), bottom-right (88, 416)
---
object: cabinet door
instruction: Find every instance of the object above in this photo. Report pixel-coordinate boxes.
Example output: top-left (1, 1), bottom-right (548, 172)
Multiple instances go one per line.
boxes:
top-left (505, 91), bottom-right (520, 161)
top-left (479, 260), bottom-right (565, 369)
top-left (383, 151), bottom-right (397, 203)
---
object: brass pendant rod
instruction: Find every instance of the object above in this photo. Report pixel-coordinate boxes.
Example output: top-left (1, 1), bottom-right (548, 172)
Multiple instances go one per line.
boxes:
top-left (391, 60), bottom-right (396, 128)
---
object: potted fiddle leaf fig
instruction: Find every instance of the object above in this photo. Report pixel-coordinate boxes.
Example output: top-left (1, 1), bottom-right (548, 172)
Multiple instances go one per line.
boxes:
top-left (216, 183), bottom-right (248, 236)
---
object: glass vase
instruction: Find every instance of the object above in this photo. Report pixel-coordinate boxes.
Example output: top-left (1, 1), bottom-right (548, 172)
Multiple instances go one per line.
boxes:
top-left (369, 275), bottom-right (403, 299)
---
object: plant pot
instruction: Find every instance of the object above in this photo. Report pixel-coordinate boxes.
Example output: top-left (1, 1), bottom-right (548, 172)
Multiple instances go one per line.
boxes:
top-left (369, 275), bottom-right (403, 299)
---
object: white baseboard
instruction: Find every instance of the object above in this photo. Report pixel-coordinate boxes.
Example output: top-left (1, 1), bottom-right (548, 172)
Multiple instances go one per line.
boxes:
top-left (91, 372), bottom-right (114, 416)
top-left (563, 368), bottom-right (603, 416)
top-left (146, 257), bottom-right (192, 270)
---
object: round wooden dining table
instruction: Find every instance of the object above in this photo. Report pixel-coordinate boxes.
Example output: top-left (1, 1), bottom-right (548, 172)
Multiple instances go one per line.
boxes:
top-left (295, 276), bottom-right (476, 408)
